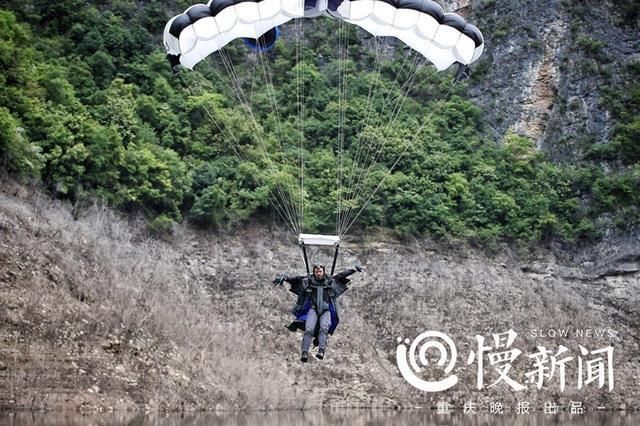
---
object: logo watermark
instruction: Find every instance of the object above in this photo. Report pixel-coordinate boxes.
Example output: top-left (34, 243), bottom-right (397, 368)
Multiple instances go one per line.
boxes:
top-left (396, 329), bottom-right (615, 394)
top-left (396, 331), bottom-right (459, 392)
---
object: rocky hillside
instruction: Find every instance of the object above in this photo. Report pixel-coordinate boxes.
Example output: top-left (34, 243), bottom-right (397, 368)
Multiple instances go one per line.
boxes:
top-left (1, 179), bottom-right (638, 411)
top-left (464, 0), bottom-right (640, 160)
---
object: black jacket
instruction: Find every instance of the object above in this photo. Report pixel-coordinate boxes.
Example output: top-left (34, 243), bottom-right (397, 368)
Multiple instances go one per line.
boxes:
top-left (285, 269), bottom-right (356, 315)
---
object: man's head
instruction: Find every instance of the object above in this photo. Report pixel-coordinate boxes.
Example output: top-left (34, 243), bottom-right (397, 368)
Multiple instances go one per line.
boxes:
top-left (312, 264), bottom-right (326, 280)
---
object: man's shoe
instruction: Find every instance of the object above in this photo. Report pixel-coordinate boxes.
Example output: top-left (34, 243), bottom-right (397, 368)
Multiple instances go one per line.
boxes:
top-left (316, 348), bottom-right (325, 360)
top-left (301, 351), bottom-right (309, 363)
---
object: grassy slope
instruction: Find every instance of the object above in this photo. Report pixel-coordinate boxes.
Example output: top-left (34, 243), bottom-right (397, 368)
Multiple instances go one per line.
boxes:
top-left (1, 178), bottom-right (638, 411)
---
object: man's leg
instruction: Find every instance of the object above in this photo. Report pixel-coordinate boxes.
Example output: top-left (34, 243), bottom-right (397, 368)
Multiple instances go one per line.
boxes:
top-left (317, 310), bottom-right (331, 356)
top-left (301, 309), bottom-right (318, 355)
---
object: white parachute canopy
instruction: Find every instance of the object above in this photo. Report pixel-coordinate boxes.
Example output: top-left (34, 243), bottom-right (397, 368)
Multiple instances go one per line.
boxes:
top-left (164, 0), bottom-right (484, 71)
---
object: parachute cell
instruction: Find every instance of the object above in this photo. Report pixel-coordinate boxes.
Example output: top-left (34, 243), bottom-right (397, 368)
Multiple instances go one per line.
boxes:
top-left (243, 26), bottom-right (280, 51)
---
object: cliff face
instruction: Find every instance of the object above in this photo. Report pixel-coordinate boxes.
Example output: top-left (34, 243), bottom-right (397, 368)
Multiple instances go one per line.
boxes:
top-left (465, 0), bottom-right (639, 160)
top-left (1, 182), bottom-right (638, 411)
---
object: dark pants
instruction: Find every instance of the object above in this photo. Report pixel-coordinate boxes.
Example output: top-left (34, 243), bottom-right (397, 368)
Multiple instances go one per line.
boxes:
top-left (301, 309), bottom-right (331, 352)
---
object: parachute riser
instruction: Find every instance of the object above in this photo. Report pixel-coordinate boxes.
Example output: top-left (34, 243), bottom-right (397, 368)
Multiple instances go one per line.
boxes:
top-left (299, 243), bottom-right (340, 277)
top-left (298, 233), bottom-right (340, 277)
top-left (301, 243), bottom-right (310, 275)
top-left (330, 244), bottom-right (340, 276)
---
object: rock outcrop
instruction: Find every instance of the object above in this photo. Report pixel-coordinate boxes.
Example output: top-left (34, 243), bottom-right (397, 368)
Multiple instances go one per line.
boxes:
top-left (466, 0), bottom-right (640, 161)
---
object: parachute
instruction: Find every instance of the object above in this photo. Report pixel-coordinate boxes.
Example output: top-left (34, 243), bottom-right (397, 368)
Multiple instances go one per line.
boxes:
top-left (164, 0), bottom-right (484, 72)
top-left (163, 0), bottom-right (485, 248)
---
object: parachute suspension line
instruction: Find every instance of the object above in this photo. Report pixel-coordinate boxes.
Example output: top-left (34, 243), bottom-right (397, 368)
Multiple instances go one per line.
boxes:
top-left (187, 70), bottom-right (299, 236)
top-left (384, 61), bottom-right (436, 132)
top-left (250, 8), bottom-right (302, 233)
top-left (342, 22), bottom-right (352, 235)
top-left (297, 16), bottom-right (305, 234)
top-left (254, 26), bottom-right (303, 233)
top-left (373, 52), bottom-right (423, 129)
top-left (337, 17), bottom-right (347, 236)
top-left (340, 49), bottom-right (425, 234)
top-left (248, 51), bottom-right (260, 110)
top-left (341, 72), bottom-right (455, 234)
top-left (178, 71), bottom-right (298, 236)
top-left (336, 18), bottom-right (342, 236)
top-left (226, 47), bottom-right (303, 235)
top-left (342, 57), bottom-right (432, 228)
top-left (212, 49), bottom-right (301, 234)
top-left (340, 54), bottom-right (420, 231)
top-left (180, 72), bottom-right (239, 150)
top-left (217, 53), bottom-right (300, 235)
top-left (296, 17), bottom-right (303, 234)
top-left (338, 19), bottom-right (352, 236)
top-left (340, 58), bottom-right (440, 233)
top-left (337, 34), bottom-right (384, 235)
top-left (341, 79), bottom-right (459, 237)
top-left (336, 18), bottom-right (340, 236)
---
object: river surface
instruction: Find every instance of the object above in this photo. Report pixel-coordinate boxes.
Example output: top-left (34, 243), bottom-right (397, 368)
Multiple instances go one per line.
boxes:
top-left (1, 410), bottom-right (639, 425)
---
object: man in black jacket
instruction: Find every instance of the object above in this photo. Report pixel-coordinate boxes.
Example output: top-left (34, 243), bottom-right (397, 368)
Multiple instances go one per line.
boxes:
top-left (275, 264), bottom-right (362, 362)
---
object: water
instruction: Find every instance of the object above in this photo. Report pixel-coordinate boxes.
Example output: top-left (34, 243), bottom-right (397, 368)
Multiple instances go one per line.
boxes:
top-left (1, 410), bottom-right (638, 426)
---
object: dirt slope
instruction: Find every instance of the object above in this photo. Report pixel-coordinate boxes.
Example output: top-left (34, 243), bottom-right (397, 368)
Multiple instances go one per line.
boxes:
top-left (0, 179), bottom-right (638, 411)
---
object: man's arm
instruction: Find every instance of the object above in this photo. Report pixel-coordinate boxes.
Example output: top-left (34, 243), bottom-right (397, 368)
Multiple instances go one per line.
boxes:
top-left (331, 270), bottom-right (352, 298)
top-left (273, 274), bottom-right (307, 294)
top-left (283, 275), bottom-right (304, 284)
top-left (272, 274), bottom-right (303, 284)
top-left (331, 266), bottom-right (362, 297)
top-left (332, 265), bottom-right (362, 281)
top-left (285, 275), bottom-right (306, 295)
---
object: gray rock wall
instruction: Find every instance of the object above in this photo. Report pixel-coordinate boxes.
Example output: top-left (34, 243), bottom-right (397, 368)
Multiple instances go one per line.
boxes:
top-left (466, 0), bottom-right (640, 161)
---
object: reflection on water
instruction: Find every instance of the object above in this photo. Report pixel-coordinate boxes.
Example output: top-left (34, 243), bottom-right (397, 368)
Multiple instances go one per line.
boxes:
top-left (1, 410), bottom-right (639, 426)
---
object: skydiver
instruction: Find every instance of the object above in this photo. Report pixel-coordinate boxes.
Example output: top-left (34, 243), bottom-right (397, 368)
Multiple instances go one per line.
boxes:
top-left (273, 264), bottom-right (362, 362)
